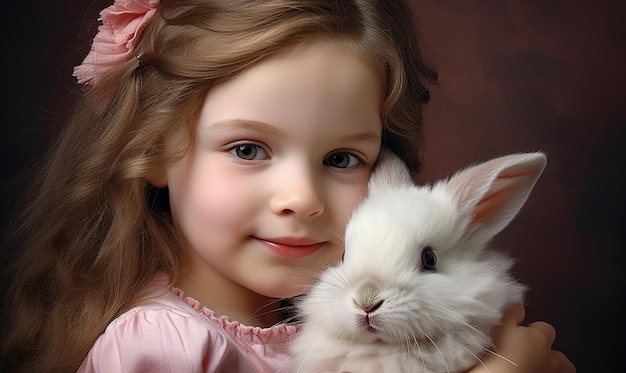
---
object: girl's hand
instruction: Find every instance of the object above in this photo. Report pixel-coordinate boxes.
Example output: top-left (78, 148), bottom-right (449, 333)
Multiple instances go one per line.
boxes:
top-left (468, 304), bottom-right (576, 373)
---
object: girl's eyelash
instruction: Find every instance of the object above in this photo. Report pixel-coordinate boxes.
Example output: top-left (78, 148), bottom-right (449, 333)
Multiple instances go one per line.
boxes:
top-left (224, 143), bottom-right (368, 169)
top-left (227, 142), bottom-right (270, 161)
top-left (323, 151), bottom-right (366, 169)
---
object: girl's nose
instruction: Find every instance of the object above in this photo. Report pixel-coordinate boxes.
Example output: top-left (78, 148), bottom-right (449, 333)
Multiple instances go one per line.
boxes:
top-left (269, 165), bottom-right (324, 219)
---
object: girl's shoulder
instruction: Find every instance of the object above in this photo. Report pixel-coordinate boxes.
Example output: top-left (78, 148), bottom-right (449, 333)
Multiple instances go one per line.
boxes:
top-left (77, 275), bottom-right (299, 372)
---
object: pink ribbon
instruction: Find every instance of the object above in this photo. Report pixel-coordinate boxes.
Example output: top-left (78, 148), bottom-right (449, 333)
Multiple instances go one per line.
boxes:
top-left (73, 0), bottom-right (159, 87)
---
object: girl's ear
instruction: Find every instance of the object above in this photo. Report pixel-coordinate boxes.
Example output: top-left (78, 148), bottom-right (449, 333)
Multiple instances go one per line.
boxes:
top-left (444, 152), bottom-right (547, 242)
top-left (368, 148), bottom-right (414, 194)
top-left (146, 166), bottom-right (168, 188)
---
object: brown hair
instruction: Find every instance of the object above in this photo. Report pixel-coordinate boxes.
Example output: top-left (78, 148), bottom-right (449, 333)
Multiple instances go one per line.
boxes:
top-left (1, 0), bottom-right (436, 371)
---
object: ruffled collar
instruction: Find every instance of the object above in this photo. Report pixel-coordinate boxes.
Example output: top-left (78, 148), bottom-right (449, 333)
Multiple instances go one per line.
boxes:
top-left (170, 286), bottom-right (300, 344)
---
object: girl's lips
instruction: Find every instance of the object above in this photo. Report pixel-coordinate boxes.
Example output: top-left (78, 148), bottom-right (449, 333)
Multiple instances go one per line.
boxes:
top-left (256, 237), bottom-right (325, 258)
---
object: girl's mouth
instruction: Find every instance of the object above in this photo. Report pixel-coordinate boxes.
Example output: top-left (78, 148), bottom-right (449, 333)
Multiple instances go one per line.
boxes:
top-left (255, 237), bottom-right (326, 258)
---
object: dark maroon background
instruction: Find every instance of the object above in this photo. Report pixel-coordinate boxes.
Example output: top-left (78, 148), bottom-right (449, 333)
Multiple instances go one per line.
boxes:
top-left (2, 1), bottom-right (624, 371)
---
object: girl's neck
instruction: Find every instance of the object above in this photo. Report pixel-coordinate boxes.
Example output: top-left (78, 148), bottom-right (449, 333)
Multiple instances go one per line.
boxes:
top-left (176, 265), bottom-right (284, 328)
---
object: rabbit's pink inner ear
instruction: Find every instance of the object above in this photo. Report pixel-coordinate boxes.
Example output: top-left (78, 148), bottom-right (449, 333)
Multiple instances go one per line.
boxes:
top-left (446, 166), bottom-right (494, 214)
top-left (447, 153), bottom-right (546, 238)
top-left (469, 173), bottom-right (527, 227)
top-left (467, 162), bottom-right (545, 235)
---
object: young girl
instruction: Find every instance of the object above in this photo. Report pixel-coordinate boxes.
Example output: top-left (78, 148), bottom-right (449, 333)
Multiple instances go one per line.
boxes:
top-left (1, 0), bottom-right (574, 372)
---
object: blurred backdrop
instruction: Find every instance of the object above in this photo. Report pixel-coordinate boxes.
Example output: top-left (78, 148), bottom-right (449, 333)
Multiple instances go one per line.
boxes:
top-left (2, 1), bottom-right (624, 371)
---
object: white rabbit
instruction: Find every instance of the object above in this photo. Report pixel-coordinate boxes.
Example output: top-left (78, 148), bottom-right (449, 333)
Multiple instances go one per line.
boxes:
top-left (288, 149), bottom-right (547, 373)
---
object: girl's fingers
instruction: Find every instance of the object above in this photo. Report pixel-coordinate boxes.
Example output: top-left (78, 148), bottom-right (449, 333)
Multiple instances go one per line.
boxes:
top-left (552, 350), bottom-right (577, 372)
top-left (527, 321), bottom-right (557, 345)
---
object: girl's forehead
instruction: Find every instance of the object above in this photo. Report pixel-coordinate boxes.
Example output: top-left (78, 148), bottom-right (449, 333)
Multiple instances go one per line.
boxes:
top-left (223, 37), bottom-right (384, 92)
top-left (198, 39), bottom-right (384, 134)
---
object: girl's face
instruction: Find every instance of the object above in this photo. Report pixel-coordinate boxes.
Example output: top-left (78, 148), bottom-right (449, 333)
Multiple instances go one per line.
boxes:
top-left (165, 40), bottom-right (383, 307)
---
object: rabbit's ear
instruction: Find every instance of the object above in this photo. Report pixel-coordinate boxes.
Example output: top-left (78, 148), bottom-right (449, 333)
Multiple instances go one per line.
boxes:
top-left (444, 152), bottom-right (547, 242)
top-left (368, 148), bottom-right (414, 194)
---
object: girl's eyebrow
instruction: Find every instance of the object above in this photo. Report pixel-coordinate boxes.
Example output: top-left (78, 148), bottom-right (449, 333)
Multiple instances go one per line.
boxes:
top-left (206, 118), bottom-right (381, 146)
top-left (205, 119), bottom-right (281, 136)
top-left (339, 131), bottom-right (382, 146)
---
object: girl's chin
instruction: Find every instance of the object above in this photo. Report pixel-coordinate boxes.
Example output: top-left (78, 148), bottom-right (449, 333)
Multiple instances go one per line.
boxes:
top-left (253, 274), bottom-right (315, 299)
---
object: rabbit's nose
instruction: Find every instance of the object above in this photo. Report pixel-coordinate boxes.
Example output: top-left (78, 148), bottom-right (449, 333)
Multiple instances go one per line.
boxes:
top-left (353, 280), bottom-right (384, 312)
top-left (361, 299), bottom-right (384, 313)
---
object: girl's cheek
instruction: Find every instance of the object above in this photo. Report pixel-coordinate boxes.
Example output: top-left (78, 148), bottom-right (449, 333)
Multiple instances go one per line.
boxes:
top-left (336, 180), bottom-right (370, 228)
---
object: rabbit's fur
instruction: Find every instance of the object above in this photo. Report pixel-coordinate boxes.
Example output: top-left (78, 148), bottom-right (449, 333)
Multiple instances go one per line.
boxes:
top-left (289, 149), bottom-right (547, 373)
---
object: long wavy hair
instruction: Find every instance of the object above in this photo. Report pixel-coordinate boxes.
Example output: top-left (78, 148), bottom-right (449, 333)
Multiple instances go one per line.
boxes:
top-left (0, 0), bottom-right (436, 371)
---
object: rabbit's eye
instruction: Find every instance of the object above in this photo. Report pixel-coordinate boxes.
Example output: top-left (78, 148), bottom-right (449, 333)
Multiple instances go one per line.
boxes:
top-left (421, 247), bottom-right (437, 271)
top-left (341, 251), bottom-right (345, 262)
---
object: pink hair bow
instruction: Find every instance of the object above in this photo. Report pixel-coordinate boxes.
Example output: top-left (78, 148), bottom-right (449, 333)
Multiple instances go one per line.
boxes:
top-left (73, 0), bottom-right (159, 87)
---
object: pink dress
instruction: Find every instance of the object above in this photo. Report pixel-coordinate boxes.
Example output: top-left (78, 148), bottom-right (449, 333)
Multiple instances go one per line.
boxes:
top-left (77, 277), bottom-right (299, 372)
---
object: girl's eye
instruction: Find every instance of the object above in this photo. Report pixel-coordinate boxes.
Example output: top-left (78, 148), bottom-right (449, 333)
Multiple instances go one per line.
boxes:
top-left (324, 151), bottom-right (362, 169)
top-left (421, 246), bottom-right (437, 271)
top-left (229, 143), bottom-right (268, 161)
